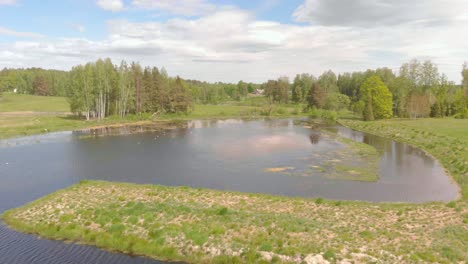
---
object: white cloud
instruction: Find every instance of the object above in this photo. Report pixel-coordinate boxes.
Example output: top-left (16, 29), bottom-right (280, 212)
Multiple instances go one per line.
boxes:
top-left (97, 0), bottom-right (124, 12)
top-left (132, 0), bottom-right (216, 16)
top-left (294, 0), bottom-right (468, 27)
top-left (0, 26), bottom-right (44, 38)
top-left (1, 4), bottom-right (467, 83)
top-left (0, 0), bottom-right (16, 5)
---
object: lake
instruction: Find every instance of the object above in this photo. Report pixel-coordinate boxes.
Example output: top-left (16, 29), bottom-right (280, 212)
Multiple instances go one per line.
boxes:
top-left (0, 118), bottom-right (459, 263)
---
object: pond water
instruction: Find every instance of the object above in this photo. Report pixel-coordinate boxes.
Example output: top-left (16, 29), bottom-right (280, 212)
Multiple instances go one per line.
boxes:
top-left (0, 118), bottom-right (459, 263)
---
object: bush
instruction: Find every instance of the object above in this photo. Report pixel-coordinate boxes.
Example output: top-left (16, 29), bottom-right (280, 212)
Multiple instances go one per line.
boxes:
top-left (454, 108), bottom-right (468, 119)
top-left (324, 93), bottom-right (351, 111)
top-left (276, 107), bottom-right (287, 115)
top-left (307, 107), bottom-right (319, 118)
top-left (320, 110), bottom-right (338, 124)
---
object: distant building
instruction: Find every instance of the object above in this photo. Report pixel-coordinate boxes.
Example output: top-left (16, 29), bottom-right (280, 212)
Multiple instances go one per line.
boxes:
top-left (254, 89), bottom-right (264, 95)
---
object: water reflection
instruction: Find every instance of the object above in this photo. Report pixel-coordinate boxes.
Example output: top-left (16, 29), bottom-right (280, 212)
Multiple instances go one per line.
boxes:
top-left (309, 133), bottom-right (321, 145)
top-left (215, 133), bottom-right (310, 159)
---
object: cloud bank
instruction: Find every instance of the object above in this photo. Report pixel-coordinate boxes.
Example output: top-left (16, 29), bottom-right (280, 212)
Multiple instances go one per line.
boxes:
top-left (1, 0), bottom-right (467, 83)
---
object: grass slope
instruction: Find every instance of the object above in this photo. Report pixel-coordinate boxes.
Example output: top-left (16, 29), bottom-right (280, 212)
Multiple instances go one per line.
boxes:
top-left (0, 93), bottom-right (70, 112)
top-left (3, 181), bottom-right (467, 264)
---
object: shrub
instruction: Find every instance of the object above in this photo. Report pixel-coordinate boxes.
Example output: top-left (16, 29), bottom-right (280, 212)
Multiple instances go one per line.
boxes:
top-left (320, 110), bottom-right (338, 124)
top-left (454, 108), bottom-right (468, 119)
top-left (324, 93), bottom-right (351, 111)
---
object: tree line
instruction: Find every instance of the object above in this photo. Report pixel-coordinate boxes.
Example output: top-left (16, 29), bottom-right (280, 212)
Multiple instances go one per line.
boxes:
top-left (1, 58), bottom-right (467, 120)
top-left (67, 58), bottom-right (195, 120)
top-left (261, 59), bottom-right (468, 120)
top-left (0, 68), bottom-right (69, 96)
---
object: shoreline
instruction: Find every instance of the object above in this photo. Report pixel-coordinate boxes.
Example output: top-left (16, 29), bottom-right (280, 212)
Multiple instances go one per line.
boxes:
top-left (338, 120), bottom-right (465, 201)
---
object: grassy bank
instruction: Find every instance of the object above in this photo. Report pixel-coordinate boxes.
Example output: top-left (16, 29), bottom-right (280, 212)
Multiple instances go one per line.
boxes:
top-left (339, 119), bottom-right (468, 199)
top-left (0, 94), bottom-right (311, 139)
top-left (0, 93), bottom-right (69, 112)
top-left (3, 180), bottom-right (467, 264)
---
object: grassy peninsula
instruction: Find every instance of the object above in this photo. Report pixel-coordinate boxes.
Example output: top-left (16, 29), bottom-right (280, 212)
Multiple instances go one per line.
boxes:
top-left (3, 180), bottom-right (467, 264)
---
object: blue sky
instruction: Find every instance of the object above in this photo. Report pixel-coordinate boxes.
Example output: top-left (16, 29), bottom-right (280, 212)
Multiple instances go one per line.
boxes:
top-left (0, 0), bottom-right (304, 40)
top-left (1, 0), bottom-right (467, 83)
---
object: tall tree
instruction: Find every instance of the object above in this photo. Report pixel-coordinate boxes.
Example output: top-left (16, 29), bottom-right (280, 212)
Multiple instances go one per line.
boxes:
top-left (360, 76), bottom-right (393, 120)
top-left (237, 80), bottom-right (248, 99)
top-left (462, 62), bottom-right (468, 101)
top-left (170, 77), bottom-right (192, 113)
top-left (318, 70), bottom-right (338, 94)
top-left (33, 76), bottom-right (50, 96)
top-left (264, 77), bottom-right (289, 104)
top-left (307, 83), bottom-right (326, 109)
top-left (132, 62), bottom-right (144, 113)
top-left (292, 73), bottom-right (315, 103)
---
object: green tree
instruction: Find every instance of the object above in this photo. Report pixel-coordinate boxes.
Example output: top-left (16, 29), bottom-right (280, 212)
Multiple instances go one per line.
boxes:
top-left (131, 62), bottom-right (144, 113)
top-left (324, 93), bottom-right (351, 111)
top-left (170, 77), bottom-right (192, 113)
top-left (360, 76), bottom-right (393, 120)
top-left (318, 70), bottom-right (338, 93)
top-left (388, 76), bottom-right (411, 117)
top-left (237, 81), bottom-right (248, 99)
top-left (307, 83), bottom-right (326, 109)
top-left (247, 83), bottom-right (255, 93)
top-left (292, 73), bottom-right (315, 103)
top-left (462, 62), bottom-right (468, 111)
top-left (264, 77), bottom-right (289, 104)
top-left (33, 75), bottom-right (50, 96)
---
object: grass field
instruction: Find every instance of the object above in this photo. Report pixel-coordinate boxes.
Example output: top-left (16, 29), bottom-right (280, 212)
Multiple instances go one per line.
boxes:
top-left (0, 93), bottom-right (70, 112)
top-left (0, 94), bottom-right (308, 139)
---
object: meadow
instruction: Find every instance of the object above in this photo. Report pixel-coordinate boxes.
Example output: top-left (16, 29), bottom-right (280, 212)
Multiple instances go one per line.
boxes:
top-left (0, 94), bottom-right (307, 139)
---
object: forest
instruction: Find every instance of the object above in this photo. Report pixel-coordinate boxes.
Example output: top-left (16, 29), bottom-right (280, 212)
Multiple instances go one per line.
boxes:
top-left (1, 58), bottom-right (467, 121)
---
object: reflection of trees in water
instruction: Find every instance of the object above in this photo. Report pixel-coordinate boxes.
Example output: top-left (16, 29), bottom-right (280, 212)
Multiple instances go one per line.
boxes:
top-left (188, 120), bottom-right (216, 129)
top-left (309, 133), bottom-right (321, 145)
top-left (264, 119), bottom-right (291, 128)
top-left (162, 126), bottom-right (190, 138)
top-left (404, 144), bottom-right (433, 166)
top-left (363, 134), bottom-right (389, 152)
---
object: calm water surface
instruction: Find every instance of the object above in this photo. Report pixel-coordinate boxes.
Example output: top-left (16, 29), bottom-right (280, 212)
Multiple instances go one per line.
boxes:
top-left (0, 118), bottom-right (459, 263)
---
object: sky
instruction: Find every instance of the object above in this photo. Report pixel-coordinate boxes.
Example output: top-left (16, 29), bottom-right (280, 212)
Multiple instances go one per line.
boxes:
top-left (0, 0), bottom-right (467, 83)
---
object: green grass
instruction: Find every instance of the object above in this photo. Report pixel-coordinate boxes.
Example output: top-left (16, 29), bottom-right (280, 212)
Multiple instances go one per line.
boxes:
top-left (331, 136), bottom-right (380, 182)
top-left (0, 93), bottom-right (69, 112)
top-left (340, 118), bottom-right (468, 199)
top-left (0, 94), bottom-right (311, 140)
top-left (0, 115), bottom-right (153, 139)
top-left (3, 180), bottom-right (467, 263)
top-left (159, 103), bottom-right (307, 120)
